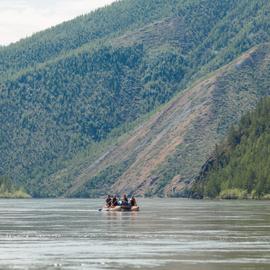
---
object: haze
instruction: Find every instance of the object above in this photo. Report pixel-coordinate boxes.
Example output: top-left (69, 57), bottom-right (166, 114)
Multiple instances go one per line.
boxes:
top-left (0, 0), bottom-right (117, 45)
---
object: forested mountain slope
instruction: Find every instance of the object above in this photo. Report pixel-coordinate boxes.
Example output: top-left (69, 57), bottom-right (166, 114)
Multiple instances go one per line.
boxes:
top-left (0, 0), bottom-right (235, 79)
top-left (1, 0), bottom-right (270, 197)
top-left (193, 97), bottom-right (270, 200)
top-left (60, 44), bottom-right (270, 198)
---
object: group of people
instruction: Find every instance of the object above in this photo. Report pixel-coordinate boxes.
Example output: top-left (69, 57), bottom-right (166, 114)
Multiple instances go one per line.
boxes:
top-left (105, 194), bottom-right (137, 208)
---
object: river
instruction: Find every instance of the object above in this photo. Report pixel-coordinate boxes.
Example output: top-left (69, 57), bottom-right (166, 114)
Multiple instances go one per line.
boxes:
top-left (0, 199), bottom-right (270, 270)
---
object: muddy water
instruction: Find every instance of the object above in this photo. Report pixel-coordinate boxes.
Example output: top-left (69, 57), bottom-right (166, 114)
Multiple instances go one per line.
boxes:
top-left (0, 199), bottom-right (270, 270)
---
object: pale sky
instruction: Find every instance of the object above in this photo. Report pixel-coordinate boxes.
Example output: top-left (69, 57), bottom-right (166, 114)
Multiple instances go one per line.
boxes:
top-left (0, 0), bottom-right (117, 45)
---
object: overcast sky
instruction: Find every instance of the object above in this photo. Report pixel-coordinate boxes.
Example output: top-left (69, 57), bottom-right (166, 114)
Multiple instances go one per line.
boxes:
top-left (0, 0), bottom-right (117, 45)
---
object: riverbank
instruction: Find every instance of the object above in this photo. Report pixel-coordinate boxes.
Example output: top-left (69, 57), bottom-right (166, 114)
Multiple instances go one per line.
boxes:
top-left (0, 190), bottom-right (31, 199)
top-left (218, 188), bottom-right (270, 200)
top-left (0, 176), bottom-right (31, 199)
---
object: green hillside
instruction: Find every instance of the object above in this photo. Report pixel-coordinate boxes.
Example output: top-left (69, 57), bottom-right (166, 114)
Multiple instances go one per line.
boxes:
top-left (193, 97), bottom-right (270, 200)
top-left (1, 0), bottom-right (270, 197)
top-left (0, 176), bottom-right (30, 199)
top-left (0, 0), bottom-right (233, 79)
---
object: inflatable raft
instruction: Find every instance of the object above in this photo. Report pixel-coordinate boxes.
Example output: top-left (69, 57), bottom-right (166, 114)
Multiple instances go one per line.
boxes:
top-left (101, 205), bottom-right (140, 212)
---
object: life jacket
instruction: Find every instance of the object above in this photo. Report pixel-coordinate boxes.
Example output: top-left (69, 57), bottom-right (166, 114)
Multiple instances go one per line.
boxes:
top-left (112, 198), bottom-right (118, 206)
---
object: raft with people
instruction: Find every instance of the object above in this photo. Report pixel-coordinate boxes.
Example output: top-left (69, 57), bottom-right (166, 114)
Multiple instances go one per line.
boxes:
top-left (101, 194), bottom-right (140, 212)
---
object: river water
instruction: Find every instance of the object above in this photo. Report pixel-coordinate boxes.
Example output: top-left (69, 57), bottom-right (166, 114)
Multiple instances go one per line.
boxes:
top-left (0, 199), bottom-right (270, 270)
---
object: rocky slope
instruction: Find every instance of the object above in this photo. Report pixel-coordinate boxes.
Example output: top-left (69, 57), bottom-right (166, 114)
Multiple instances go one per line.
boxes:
top-left (62, 44), bottom-right (270, 197)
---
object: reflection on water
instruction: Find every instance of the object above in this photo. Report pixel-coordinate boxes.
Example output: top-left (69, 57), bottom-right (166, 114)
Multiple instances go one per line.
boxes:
top-left (0, 199), bottom-right (270, 270)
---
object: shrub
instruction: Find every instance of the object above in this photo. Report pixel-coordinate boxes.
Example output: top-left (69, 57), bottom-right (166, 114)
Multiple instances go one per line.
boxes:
top-left (219, 188), bottom-right (248, 199)
top-left (262, 194), bottom-right (270, 200)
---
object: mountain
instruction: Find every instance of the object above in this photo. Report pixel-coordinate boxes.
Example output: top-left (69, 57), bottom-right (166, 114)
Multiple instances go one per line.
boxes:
top-left (1, 0), bottom-right (270, 197)
top-left (193, 97), bottom-right (270, 200)
top-left (63, 44), bottom-right (270, 198)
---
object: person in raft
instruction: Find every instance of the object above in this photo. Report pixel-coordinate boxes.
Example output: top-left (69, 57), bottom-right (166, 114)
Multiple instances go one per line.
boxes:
top-left (112, 195), bottom-right (119, 207)
top-left (106, 195), bottom-right (112, 207)
top-left (121, 194), bottom-right (129, 206)
top-left (130, 196), bottom-right (137, 207)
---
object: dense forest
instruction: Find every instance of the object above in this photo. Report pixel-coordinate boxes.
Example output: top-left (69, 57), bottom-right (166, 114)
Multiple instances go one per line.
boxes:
top-left (1, 0), bottom-right (270, 197)
top-left (193, 97), bottom-right (270, 200)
